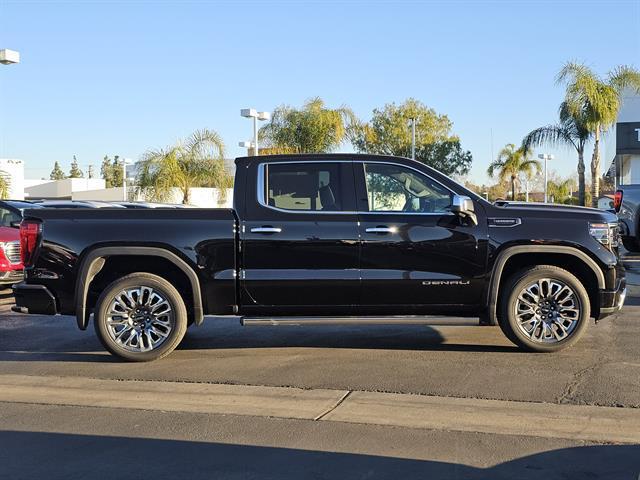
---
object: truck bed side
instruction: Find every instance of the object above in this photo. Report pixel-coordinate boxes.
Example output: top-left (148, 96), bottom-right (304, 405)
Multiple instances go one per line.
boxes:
top-left (20, 208), bottom-right (238, 319)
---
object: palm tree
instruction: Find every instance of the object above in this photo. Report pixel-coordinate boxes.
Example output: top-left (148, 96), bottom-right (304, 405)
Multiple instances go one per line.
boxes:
top-left (522, 102), bottom-right (590, 206)
top-left (137, 129), bottom-right (232, 204)
top-left (557, 62), bottom-right (640, 207)
top-left (259, 97), bottom-right (356, 153)
top-left (487, 144), bottom-right (541, 201)
top-left (0, 171), bottom-right (10, 199)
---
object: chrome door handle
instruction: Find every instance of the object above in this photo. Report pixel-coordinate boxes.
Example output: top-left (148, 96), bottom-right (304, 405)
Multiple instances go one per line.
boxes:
top-left (365, 227), bottom-right (396, 234)
top-left (250, 227), bottom-right (282, 234)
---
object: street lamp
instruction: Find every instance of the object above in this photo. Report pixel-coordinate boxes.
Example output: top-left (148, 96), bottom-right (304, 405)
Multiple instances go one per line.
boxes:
top-left (0, 49), bottom-right (20, 65)
top-left (241, 109), bottom-right (270, 156)
top-left (122, 158), bottom-right (134, 201)
top-left (538, 153), bottom-right (554, 203)
top-left (409, 118), bottom-right (416, 160)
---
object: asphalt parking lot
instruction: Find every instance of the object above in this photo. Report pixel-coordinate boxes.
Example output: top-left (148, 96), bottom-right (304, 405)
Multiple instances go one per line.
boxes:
top-left (0, 263), bottom-right (638, 479)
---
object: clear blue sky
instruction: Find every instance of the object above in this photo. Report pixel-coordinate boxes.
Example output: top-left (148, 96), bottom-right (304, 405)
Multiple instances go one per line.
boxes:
top-left (1, 0), bottom-right (639, 184)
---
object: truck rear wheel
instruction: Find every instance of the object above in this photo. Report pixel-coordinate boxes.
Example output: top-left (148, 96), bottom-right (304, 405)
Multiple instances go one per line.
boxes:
top-left (498, 265), bottom-right (590, 352)
top-left (94, 273), bottom-right (187, 362)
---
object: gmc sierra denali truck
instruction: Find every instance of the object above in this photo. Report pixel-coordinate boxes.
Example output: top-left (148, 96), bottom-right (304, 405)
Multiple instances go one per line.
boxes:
top-left (13, 154), bottom-right (626, 361)
top-left (615, 185), bottom-right (640, 252)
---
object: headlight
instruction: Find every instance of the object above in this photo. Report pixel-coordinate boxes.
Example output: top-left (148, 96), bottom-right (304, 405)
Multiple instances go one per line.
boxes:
top-left (589, 222), bottom-right (619, 249)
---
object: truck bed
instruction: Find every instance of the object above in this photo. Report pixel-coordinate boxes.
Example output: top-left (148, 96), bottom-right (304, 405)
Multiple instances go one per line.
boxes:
top-left (21, 208), bottom-right (238, 316)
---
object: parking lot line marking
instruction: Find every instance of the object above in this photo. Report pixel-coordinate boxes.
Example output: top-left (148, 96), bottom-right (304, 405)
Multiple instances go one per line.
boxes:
top-left (0, 374), bottom-right (638, 444)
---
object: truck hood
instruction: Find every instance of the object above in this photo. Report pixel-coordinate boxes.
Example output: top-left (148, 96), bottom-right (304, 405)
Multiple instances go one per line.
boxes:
top-left (492, 202), bottom-right (618, 222)
top-left (0, 226), bottom-right (20, 242)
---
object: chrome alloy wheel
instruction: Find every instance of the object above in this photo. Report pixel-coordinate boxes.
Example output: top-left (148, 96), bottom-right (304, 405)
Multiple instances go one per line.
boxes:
top-left (105, 286), bottom-right (174, 352)
top-left (514, 278), bottom-right (580, 343)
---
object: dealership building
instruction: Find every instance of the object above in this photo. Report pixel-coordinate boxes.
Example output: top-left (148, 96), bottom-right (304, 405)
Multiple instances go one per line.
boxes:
top-left (613, 88), bottom-right (640, 186)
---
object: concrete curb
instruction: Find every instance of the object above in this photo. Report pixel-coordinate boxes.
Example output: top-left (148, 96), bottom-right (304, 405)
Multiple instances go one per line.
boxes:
top-left (0, 374), bottom-right (638, 444)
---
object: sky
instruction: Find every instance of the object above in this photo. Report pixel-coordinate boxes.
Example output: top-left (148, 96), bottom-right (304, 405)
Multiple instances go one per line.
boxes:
top-left (0, 0), bottom-right (639, 184)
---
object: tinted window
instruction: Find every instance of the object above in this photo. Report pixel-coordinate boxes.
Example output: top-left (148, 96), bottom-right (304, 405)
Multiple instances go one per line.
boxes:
top-left (0, 207), bottom-right (20, 227)
top-left (266, 163), bottom-right (343, 212)
top-left (364, 163), bottom-right (452, 213)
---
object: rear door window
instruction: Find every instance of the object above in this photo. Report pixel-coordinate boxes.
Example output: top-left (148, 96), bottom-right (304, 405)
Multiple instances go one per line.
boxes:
top-left (265, 163), bottom-right (345, 212)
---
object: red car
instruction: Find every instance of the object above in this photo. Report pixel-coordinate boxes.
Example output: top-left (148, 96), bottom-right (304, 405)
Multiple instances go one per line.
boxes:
top-left (0, 201), bottom-right (42, 285)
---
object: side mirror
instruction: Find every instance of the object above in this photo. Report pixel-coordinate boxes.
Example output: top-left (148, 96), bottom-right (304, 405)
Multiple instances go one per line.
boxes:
top-left (451, 195), bottom-right (477, 225)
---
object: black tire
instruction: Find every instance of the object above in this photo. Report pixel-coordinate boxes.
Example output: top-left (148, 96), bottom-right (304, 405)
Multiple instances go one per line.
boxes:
top-left (622, 237), bottom-right (640, 253)
top-left (94, 273), bottom-right (188, 362)
top-left (498, 265), bottom-right (590, 353)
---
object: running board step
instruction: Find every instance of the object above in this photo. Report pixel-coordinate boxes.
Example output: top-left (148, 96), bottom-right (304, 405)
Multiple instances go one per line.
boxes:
top-left (240, 316), bottom-right (479, 326)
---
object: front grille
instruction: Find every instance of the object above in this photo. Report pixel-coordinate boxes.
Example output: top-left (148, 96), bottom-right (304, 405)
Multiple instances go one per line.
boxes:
top-left (3, 241), bottom-right (21, 264)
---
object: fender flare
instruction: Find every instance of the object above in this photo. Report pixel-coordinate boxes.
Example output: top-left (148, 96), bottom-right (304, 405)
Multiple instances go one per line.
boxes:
top-left (486, 245), bottom-right (605, 326)
top-left (74, 246), bottom-right (204, 330)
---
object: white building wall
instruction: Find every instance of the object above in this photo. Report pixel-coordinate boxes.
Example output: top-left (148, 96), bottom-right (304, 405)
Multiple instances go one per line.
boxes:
top-left (73, 187), bottom-right (126, 202)
top-left (614, 88), bottom-right (640, 185)
top-left (0, 159), bottom-right (25, 200)
top-left (73, 187), bottom-right (233, 207)
top-left (25, 178), bottom-right (106, 199)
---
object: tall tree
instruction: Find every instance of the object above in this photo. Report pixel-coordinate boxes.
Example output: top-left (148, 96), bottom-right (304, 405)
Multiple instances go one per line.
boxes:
top-left (101, 155), bottom-right (114, 187)
top-left (557, 62), bottom-right (640, 206)
top-left (137, 129), bottom-right (231, 204)
top-left (0, 171), bottom-right (10, 199)
top-left (68, 155), bottom-right (84, 178)
top-left (50, 161), bottom-right (65, 180)
top-left (487, 144), bottom-right (541, 201)
top-left (112, 155), bottom-right (124, 188)
top-left (522, 102), bottom-right (591, 206)
top-left (259, 97), bottom-right (356, 153)
top-left (351, 98), bottom-right (472, 176)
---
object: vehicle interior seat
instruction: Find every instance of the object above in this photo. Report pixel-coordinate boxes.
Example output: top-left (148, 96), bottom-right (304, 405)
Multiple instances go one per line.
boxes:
top-left (319, 185), bottom-right (338, 211)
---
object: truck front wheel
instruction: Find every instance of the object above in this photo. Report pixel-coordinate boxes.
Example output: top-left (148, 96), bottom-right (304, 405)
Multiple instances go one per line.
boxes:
top-left (498, 265), bottom-right (590, 352)
top-left (94, 273), bottom-right (188, 361)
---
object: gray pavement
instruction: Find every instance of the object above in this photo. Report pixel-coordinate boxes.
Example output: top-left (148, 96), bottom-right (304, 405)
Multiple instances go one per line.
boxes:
top-left (0, 274), bottom-right (638, 479)
top-left (1, 402), bottom-right (638, 480)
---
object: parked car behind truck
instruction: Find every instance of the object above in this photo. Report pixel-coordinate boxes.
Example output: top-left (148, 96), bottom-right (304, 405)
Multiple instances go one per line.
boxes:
top-left (615, 185), bottom-right (640, 252)
top-left (0, 201), bottom-right (44, 285)
top-left (13, 154), bottom-right (626, 361)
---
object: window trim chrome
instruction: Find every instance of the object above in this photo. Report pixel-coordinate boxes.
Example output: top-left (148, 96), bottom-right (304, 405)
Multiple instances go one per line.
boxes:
top-left (256, 160), bottom-right (458, 216)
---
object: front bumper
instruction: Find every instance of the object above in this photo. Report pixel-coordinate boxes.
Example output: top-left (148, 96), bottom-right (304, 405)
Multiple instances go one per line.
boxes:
top-left (11, 282), bottom-right (57, 315)
top-left (598, 277), bottom-right (627, 319)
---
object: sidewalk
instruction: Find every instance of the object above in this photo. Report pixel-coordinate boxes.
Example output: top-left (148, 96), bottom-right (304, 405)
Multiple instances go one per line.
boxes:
top-left (1, 374), bottom-right (638, 444)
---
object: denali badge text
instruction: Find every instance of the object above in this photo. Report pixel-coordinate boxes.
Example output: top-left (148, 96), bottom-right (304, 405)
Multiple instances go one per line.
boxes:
top-left (422, 280), bottom-right (471, 286)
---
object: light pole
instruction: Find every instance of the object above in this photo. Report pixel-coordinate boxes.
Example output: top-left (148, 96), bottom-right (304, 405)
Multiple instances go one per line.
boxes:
top-left (241, 109), bottom-right (270, 156)
top-left (122, 158), bottom-right (133, 201)
top-left (538, 153), bottom-right (554, 203)
top-left (0, 49), bottom-right (20, 65)
top-left (409, 118), bottom-right (416, 160)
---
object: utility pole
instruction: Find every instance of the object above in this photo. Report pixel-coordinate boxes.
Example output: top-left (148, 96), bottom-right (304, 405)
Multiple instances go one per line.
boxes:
top-left (538, 153), bottom-right (554, 203)
top-left (241, 109), bottom-right (271, 156)
top-left (410, 118), bottom-right (416, 160)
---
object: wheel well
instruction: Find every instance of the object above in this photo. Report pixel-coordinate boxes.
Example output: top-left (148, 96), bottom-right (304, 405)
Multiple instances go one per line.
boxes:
top-left (87, 256), bottom-right (194, 321)
top-left (496, 253), bottom-right (600, 317)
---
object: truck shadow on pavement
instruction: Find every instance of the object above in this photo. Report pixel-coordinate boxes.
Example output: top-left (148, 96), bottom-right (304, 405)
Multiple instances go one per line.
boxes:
top-left (0, 431), bottom-right (637, 480)
top-left (0, 316), bottom-right (521, 363)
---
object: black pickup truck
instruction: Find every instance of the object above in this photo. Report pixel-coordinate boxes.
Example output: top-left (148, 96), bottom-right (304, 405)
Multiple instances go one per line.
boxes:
top-left (13, 154), bottom-right (626, 361)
